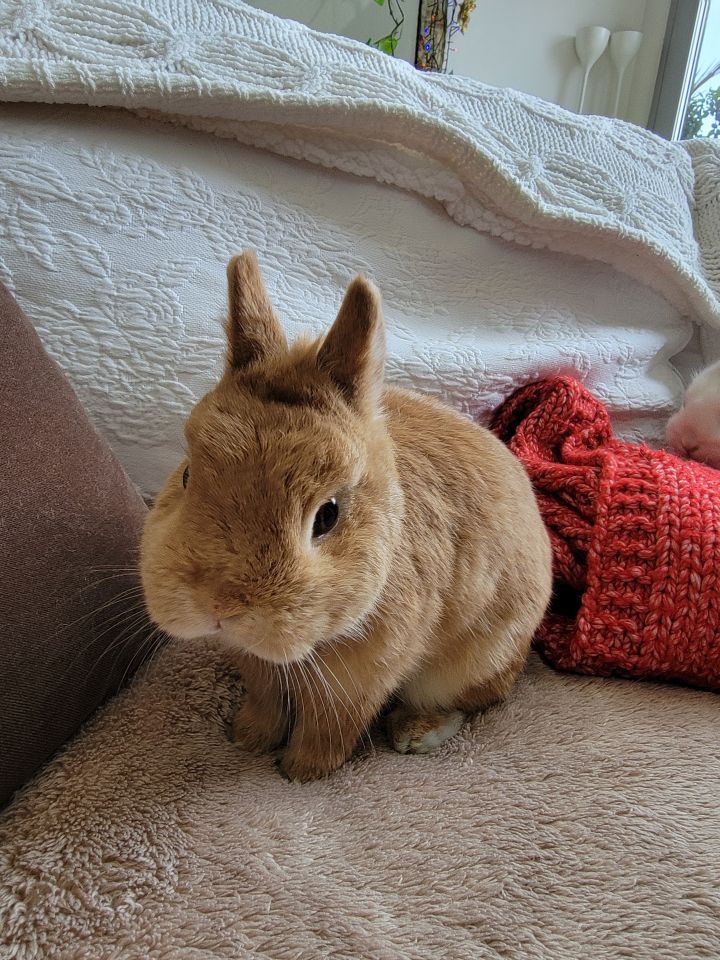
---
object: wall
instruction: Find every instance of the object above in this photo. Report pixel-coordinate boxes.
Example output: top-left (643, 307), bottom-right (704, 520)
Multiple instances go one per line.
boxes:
top-left (242, 0), bottom-right (418, 65)
top-left (243, 0), bottom-right (671, 128)
top-left (450, 0), bottom-right (672, 126)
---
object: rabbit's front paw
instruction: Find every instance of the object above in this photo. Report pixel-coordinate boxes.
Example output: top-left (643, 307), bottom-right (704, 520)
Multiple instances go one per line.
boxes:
top-left (231, 699), bottom-right (286, 755)
top-left (388, 706), bottom-right (465, 755)
top-left (277, 739), bottom-right (348, 783)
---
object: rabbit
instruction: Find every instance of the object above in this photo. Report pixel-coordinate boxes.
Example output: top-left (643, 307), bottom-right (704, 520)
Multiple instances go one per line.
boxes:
top-left (141, 251), bottom-right (552, 782)
top-left (666, 359), bottom-right (720, 470)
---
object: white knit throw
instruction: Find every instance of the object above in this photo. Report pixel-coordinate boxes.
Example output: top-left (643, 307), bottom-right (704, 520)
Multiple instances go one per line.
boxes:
top-left (1, 0), bottom-right (718, 326)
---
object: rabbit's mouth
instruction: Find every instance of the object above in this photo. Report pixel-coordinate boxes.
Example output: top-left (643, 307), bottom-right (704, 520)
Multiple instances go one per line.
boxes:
top-left (142, 566), bottom-right (338, 663)
top-left (215, 609), bottom-right (329, 665)
top-left (142, 593), bottom-right (221, 644)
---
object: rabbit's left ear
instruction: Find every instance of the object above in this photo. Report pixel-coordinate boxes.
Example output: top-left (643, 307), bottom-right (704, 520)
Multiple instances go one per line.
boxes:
top-left (317, 276), bottom-right (385, 414)
top-left (225, 251), bottom-right (288, 370)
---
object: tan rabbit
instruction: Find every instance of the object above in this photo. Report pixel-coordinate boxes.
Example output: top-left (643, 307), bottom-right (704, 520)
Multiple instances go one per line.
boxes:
top-left (141, 252), bottom-right (552, 782)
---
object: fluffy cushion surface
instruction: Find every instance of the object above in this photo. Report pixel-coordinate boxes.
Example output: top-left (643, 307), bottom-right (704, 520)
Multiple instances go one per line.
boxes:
top-left (0, 639), bottom-right (717, 959)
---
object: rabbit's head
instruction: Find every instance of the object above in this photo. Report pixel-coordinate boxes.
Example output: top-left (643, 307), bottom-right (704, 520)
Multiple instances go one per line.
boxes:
top-left (141, 252), bottom-right (403, 664)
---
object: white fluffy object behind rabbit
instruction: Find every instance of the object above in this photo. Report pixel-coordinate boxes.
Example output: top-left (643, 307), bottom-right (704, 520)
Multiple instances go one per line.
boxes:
top-left (666, 360), bottom-right (720, 469)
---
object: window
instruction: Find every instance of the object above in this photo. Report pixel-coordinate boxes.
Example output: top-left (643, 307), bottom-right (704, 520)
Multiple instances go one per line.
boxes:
top-left (650, 0), bottom-right (720, 139)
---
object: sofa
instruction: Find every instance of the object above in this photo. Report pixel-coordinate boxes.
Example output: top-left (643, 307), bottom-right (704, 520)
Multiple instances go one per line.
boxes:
top-left (1, 2), bottom-right (719, 957)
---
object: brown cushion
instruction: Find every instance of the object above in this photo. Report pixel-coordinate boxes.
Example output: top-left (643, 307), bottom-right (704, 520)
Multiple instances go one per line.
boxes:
top-left (0, 282), bottom-right (153, 806)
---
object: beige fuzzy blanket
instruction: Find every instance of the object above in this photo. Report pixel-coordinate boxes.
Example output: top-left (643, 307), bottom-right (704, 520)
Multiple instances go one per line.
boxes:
top-left (1, 640), bottom-right (718, 959)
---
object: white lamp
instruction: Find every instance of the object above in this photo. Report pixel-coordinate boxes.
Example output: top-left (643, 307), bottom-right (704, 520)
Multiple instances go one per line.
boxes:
top-left (575, 26), bottom-right (611, 114)
top-left (609, 30), bottom-right (643, 118)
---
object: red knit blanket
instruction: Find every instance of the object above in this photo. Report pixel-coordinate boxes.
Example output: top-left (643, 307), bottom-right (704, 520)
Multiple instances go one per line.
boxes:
top-left (490, 376), bottom-right (720, 691)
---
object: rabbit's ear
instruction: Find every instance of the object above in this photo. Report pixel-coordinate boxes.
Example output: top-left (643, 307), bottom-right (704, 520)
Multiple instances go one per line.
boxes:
top-left (225, 251), bottom-right (287, 369)
top-left (317, 276), bottom-right (385, 412)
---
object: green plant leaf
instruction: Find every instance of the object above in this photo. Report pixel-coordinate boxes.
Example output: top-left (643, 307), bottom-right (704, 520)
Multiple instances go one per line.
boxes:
top-left (374, 0), bottom-right (385, 5)
top-left (376, 34), bottom-right (398, 54)
top-left (682, 85), bottom-right (720, 139)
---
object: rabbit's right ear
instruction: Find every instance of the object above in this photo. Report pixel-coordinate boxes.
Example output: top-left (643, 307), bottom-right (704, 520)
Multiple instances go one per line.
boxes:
top-left (225, 251), bottom-right (288, 369)
top-left (317, 276), bottom-right (385, 414)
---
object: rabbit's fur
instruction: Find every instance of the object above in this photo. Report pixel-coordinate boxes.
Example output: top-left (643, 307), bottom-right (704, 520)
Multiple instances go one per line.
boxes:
top-left (141, 252), bottom-right (552, 781)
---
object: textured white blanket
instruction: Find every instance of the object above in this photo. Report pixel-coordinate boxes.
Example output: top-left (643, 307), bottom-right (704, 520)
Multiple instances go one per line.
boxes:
top-left (1, 0), bottom-right (719, 327)
top-left (0, 102), bottom-right (693, 499)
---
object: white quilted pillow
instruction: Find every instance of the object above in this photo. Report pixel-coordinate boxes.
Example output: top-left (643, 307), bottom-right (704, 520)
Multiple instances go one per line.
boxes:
top-left (0, 103), bottom-right (692, 498)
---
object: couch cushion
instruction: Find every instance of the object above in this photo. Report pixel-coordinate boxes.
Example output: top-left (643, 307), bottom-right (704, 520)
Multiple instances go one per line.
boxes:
top-left (0, 640), bottom-right (717, 958)
top-left (0, 281), bottom-right (152, 806)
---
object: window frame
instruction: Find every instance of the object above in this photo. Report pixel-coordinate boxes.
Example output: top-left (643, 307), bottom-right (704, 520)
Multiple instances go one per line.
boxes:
top-left (648, 0), bottom-right (710, 139)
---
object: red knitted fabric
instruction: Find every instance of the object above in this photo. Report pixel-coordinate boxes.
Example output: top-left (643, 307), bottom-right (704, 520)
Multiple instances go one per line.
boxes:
top-left (490, 376), bottom-right (720, 691)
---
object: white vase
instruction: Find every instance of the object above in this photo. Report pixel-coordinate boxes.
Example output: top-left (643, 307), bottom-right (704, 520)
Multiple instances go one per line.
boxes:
top-left (575, 26), bottom-right (611, 114)
top-left (609, 30), bottom-right (643, 117)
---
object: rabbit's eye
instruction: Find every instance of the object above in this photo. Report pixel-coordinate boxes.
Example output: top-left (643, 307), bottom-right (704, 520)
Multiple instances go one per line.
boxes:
top-left (182, 465), bottom-right (190, 489)
top-left (312, 498), bottom-right (339, 538)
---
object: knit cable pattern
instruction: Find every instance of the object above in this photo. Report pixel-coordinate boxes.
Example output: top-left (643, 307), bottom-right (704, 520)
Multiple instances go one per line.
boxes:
top-left (491, 376), bottom-right (720, 691)
top-left (0, 0), bottom-right (718, 326)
